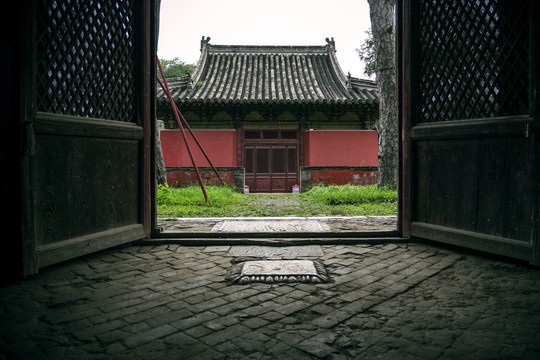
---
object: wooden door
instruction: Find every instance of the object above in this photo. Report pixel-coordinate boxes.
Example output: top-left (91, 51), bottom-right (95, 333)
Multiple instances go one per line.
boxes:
top-left (401, 0), bottom-right (539, 264)
top-left (245, 144), bottom-right (298, 193)
top-left (20, 0), bottom-right (156, 275)
top-left (243, 130), bottom-right (299, 193)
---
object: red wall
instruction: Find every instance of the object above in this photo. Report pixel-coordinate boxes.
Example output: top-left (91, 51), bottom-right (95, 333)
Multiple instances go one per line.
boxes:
top-left (160, 130), bottom-right (237, 167)
top-left (161, 129), bottom-right (379, 189)
top-left (304, 130), bottom-right (378, 166)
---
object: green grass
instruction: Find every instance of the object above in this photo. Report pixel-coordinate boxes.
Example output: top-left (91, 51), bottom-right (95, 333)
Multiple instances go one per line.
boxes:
top-left (157, 184), bottom-right (397, 218)
top-left (302, 184), bottom-right (396, 205)
top-left (157, 184), bottom-right (244, 217)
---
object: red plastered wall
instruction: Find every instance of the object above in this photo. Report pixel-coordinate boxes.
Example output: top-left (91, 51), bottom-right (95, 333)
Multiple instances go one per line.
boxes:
top-left (304, 130), bottom-right (378, 166)
top-left (160, 130), bottom-right (237, 167)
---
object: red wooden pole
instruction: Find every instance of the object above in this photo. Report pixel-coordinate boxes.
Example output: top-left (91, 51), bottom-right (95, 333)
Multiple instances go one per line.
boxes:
top-left (157, 58), bottom-right (208, 202)
top-left (173, 104), bottom-right (225, 185)
top-left (156, 76), bottom-right (224, 185)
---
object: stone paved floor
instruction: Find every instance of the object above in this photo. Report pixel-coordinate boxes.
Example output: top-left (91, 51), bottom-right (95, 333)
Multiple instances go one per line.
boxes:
top-left (1, 242), bottom-right (539, 359)
top-left (157, 216), bottom-right (397, 233)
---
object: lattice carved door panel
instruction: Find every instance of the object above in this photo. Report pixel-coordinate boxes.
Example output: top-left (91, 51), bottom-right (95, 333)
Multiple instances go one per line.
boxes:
top-left (418, 0), bottom-right (530, 123)
top-left (403, 0), bottom-right (539, 263)
top-left (36, 0), bottom-right (138, 123)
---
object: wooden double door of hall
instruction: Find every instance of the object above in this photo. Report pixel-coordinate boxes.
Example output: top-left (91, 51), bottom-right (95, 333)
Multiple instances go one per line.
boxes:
top-left (243, 129), bottom-right (299, 193)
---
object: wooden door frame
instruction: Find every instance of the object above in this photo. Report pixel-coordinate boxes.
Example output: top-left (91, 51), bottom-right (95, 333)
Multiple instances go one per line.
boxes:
top-left (398, 0), bottom-right (411, 239)
top-left (532, 0), bottom-right (540, 265)
top-left (20, 1), bottom-right (38, 276)
top-left (143, 0), bottom-right (158, 239)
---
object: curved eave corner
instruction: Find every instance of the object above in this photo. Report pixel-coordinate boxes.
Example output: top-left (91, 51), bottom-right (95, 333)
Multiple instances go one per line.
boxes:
top-left (189, 36), bottom-right (211, 88)
top-left (325, 37), bottom-right (349, 90)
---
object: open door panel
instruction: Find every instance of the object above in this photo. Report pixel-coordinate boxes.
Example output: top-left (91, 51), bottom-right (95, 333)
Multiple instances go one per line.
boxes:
top-left (401, 0), bottom-right (539, 264)
top-left (20, 0), bottom-right (156, 275)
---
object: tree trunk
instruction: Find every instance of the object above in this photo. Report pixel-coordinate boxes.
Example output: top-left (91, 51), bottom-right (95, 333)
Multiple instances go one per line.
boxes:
top-left (367, 0), bottom-right (398, 189)
top-left (155, 120), bottom-right (168, 186)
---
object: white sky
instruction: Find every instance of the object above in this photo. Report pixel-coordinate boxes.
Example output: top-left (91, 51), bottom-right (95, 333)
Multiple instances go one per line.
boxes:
top-left (157, 0), bottom-right (373, 79)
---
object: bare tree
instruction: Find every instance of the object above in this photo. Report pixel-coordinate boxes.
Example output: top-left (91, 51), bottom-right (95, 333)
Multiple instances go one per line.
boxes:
top-left (367, 0), bottom-right (398, 189)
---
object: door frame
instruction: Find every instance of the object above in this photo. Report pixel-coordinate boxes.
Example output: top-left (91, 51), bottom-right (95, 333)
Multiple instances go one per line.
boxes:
top-left (398, 0), bottom-right (413, 239)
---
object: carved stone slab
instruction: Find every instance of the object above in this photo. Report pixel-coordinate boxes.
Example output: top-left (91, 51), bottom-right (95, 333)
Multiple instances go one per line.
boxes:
top-left (212, 220), bottom-right (330, 233)
top-left (228, 260), bottom-right (329, 284)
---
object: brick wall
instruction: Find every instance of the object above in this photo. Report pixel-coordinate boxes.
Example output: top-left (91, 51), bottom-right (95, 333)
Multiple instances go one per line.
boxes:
top-left (166, 167), bottom-right (245, 192)
top-left (300, 166), bottom-right (378, 191)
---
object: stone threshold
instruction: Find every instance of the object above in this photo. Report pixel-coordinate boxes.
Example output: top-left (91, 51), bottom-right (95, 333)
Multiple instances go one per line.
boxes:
top-left (135, 237), bottom-right (410, 247)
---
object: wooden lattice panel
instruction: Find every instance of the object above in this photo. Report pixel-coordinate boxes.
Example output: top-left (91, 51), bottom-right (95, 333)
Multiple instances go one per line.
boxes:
top-left (418, 0), bottom-right (529, 123)
top-left (36, 0), bottom-right (137, 123)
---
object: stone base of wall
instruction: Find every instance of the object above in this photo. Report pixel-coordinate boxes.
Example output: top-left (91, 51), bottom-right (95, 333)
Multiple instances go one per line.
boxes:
top-left (300, 166), bottom-right (378, 192)
top-left (166, 167), bottom-right (245, 192)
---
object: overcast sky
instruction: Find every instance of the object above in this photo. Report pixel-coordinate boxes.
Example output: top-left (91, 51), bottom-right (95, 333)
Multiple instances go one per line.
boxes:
top-left (157, 0), bottom-right (373, 79)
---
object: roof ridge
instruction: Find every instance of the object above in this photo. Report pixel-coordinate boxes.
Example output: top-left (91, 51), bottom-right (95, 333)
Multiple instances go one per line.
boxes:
top-left (207, 44), bottom-right (330, 55)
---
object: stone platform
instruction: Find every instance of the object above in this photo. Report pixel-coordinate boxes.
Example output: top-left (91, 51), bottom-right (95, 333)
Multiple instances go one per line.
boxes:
top-left (158, 216), bottom-right (397, 234)
top-left (212, 219), bottom-right (330, 233)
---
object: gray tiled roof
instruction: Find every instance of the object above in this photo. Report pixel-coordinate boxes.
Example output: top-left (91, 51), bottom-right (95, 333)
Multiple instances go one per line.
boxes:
top-left (158, 37), bottom-right (378, 106)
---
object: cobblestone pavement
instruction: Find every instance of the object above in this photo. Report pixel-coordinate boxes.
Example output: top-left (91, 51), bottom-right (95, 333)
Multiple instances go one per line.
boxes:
top-left (1, 242), bottom-right (539, 359)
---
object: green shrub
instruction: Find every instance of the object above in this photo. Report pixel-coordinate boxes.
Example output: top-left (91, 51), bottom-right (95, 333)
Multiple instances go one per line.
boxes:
top-left (156, 183), bottom-right (172, 205)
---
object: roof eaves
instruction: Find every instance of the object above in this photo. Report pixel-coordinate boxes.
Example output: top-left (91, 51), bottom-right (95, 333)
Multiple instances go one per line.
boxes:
top-left (349, 76), bottom-right (377, 90)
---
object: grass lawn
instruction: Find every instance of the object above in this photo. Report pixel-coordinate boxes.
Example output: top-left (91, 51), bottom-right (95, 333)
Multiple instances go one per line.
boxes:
top-left (157, 184), bottom-right (397, 218)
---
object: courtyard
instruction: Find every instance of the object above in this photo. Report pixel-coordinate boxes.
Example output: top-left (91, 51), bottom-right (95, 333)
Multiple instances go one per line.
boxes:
top-left (1, 241), bottom-right (539, 359)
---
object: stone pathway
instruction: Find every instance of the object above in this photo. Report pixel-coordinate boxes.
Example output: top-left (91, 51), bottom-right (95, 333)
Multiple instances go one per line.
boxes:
top-left (1, 243), bottom-right (539, 359)
top-left (211, 219), bottom-right (331, 233)
top-left (158, 216), bottom-right (397, 233)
